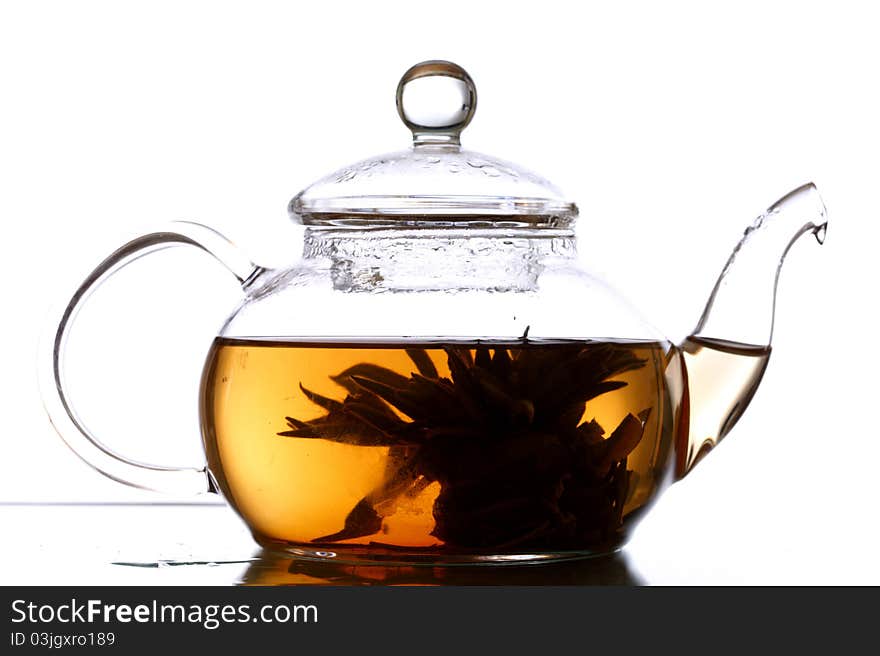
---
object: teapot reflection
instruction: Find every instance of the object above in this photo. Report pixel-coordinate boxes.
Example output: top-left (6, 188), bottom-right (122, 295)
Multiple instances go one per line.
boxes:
top-left (238, 549), bottom-right (643, 586)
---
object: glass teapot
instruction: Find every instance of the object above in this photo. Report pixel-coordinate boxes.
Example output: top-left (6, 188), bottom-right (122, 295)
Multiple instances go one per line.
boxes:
top-left (42, 61), bottom-right (828, 564)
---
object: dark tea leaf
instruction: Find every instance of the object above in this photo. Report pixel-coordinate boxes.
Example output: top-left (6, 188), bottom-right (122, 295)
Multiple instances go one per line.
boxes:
top-left (297, 383), bottom-right (344, 413)
top-left (331, 363), bottom-right (410, 395)
top-left (278, 341), bottom-right (653, 550)
top-left (406, 348), bottom-right (438, 378)
top-left (313, 498), bottom-right (383, 543)
top-left (595, 410), bottom-right (651, 475)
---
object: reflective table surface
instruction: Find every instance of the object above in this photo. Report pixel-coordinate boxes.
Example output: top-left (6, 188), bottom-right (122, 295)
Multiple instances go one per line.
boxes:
top-left (2, 503), bottom-right (875, 585)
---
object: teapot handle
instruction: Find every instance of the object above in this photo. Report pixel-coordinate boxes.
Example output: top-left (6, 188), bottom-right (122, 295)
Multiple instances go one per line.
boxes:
top-left (39, 221), bottom-right (263, 495)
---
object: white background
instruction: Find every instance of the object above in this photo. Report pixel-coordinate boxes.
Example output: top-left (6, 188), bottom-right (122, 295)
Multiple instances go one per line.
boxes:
top-left (1, 1), bottom-right (878, 583)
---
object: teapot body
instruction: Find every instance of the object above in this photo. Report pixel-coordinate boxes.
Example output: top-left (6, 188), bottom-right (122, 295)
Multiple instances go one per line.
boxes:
top-left (199, 226), bottom-right (686, 562)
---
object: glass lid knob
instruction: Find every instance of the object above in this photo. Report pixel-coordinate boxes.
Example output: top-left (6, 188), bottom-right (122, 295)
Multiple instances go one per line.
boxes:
top-left (396, 60), bottom-right (477, 147)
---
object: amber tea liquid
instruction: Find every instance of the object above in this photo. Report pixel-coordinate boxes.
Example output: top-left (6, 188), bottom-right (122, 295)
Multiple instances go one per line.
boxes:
top-left (679, 335), bottom-right (771, 472)
top-left (201, 337), bottom-right (684, 560)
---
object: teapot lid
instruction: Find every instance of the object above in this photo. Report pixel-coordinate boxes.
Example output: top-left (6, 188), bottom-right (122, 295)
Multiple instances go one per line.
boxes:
top-left (289, 61), bottom-right (578, 228)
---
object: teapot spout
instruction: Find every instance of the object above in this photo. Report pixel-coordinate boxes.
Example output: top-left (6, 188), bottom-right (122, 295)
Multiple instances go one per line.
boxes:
top-left (675, 183), bottom-right (827, 477)
top-left (692, 182), bottom-right (828, 345)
